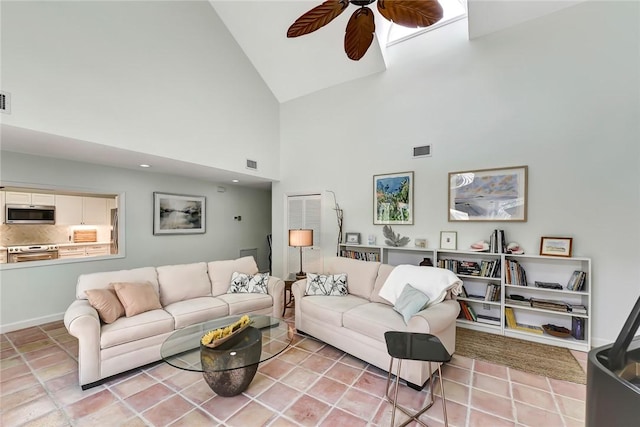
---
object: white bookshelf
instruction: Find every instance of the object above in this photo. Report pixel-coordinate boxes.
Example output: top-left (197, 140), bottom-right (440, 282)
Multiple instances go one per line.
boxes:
top-left (338, 244), bottom-right (592, 352)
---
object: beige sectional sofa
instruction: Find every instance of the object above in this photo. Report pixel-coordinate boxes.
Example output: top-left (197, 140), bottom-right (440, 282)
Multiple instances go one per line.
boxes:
top-left (292, 256), bottom-right (460, 389)
top-left (64, 256), bottom-right (284, 389)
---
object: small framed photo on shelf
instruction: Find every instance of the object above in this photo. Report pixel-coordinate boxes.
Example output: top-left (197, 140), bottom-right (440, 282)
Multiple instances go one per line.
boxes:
top-left (345, 232), bottom-right (361, 244)
top-left (414, 238), bottom-right (427, 248)
top-left (440, 231), bottom-right (457, 250)
top-left (540, 237), bottom-right (573, 257)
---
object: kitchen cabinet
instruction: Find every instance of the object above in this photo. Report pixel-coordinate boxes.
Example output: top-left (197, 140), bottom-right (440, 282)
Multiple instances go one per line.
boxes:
top-left (5, 191), bottom-right (55, 205)
top-left (58, 243), bottom-right (110, 259)
top-left (56, 196), bottom-right (109, 225)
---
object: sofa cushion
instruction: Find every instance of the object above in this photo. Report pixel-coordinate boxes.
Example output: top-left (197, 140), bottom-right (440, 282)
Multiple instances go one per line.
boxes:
top-left (228, 272), bottom-right (269, 294)
top-left (299, 294), bottom-right (368, 327)
top-left (157, 262), bottom-right (211, 306)
top-left (343, 303), bottom-right (408, 343)
top-left (101, 309), bottom-right (174, 349)
top-left (324, 257), bottom-right (381, 300)
top-left (163, 297), bottom-right (229, 329)
top-left (113, 282), bottom-right (163, 317)
top-left (371, 264), bottom-right (395, 305)
top-left (208, 256), bottom-right (259, 296)
top-left (393, 284), bottom-right (430, 323)
top-left (217, 293), bottom-right (274, 315)
top-left (76, 267), bottom-right (158, 300)
top-left (305, 273), bottom-right (348, 296)
top-left (85, 288), bottom-right (125, 324)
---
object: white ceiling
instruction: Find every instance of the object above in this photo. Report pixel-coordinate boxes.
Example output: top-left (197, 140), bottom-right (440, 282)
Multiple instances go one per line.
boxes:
top-left (1, 0), bottom-right (583, 186)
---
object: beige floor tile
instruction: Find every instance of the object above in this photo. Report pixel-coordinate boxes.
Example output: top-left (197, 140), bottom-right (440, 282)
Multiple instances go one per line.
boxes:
top-left (256, 381), bottom-right (301, 411)
top-left (548, 377), bottom-right (586, 400)
top-left (243, 372), bottom-right (275, 397)
top-left (201, 392), bottom-right (250, 421)
top-left (0, 383), bottom-right (47, 412)
top-left (64, 388), bottom-right (118, 420)
top-left (468, 409), bottom-right (517, 427)
top-left (440, 364), bottom-right (472, 385)
top-left (281, 366), bottom-right (320, 391)
top-left (295, 337), bottom-right (325, 353)
top-left (307, 376), bottom-right (348, 405)
top-left (168, 408), bottom-right (218, 426)
top-left (555, 394), bottom-right (586, 421)
top-left (470, 388), bottom-right (515, 420)
top-left (449, 354), bottom-right (474, 369)
top-left (110, 372), bottom-right (158, 399)
top-left (336, 387), bottom-right (382, 421)
top-left (514, 401), bottom-right (564, 427)
top-left (278, 346), bottom-right (313, 365)
top-left (509, 368), bottom-right (551, 390)
top-left (511, 382), bottom-right (555, 409)
top-left (284, 394), bottom-right (331, 426)
top-left (473, 371), bottom-right (511, 398)
top-left (143, 394), bottom-right (195, 426)
top-left (300, 353), bottom-right (336, 373)
top-left (353, 370), bottom-right (389, 397)
top-left (324, 361), bottom-right (362, 386)
top-left (320, 407), bottom-right (368, 426)
top-left (474, 359), bottom-right (508, 379)
top-left (180, 379), bottom-right (214, 405)
top-left (75, 401), bottom-right (134, 426)
top-left (125, 383), bottom-right (174, 413)
top-left (22, 409), bottom-right (69, 427)
top-left (259, 358), bottom-right (296, 380)
top-left (1, 395), bottom-right (58, 426)
top-left (433, 378), bottom-right (470, 405)
top-left (226, 400), bottom-right (276, 427)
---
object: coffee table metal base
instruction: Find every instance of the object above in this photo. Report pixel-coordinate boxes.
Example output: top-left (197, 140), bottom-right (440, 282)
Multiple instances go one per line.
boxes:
top-left (202, 364), bottom-right (259, 397)
top-left (200, 326), bottom-right (262, 397)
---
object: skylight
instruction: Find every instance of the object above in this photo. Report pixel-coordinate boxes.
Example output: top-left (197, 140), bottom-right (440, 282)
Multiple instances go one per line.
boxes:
top-left (386, 0), bottom-right (467, 46)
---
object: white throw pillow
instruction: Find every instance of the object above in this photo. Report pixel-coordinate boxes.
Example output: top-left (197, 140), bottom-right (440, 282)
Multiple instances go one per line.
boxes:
top-left (305, 273), bottom-right (348, 296)
top-left (227, 272), bottom-right (269, 294)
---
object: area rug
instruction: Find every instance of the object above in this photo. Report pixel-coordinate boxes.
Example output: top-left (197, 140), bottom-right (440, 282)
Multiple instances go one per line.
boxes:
top-left (455, 327), bottom-right (586, 384)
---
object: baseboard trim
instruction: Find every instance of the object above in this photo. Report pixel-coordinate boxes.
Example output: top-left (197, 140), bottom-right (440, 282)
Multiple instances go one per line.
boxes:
top-left (0, 312), bottom-right (65, 334)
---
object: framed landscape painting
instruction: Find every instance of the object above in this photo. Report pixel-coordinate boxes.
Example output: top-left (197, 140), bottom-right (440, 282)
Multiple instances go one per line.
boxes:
top-left (153, 192), bottom-right (205, 235)
top-left (448, 166), bottom-right (527, 222)
top-left (373, 171), bottom-right (414, 225)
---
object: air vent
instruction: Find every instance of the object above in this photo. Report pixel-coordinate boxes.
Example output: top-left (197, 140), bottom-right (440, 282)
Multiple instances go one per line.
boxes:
top-left (0, 91), bottom-right (10, 114)
top-left (413, 144), bottom-right (432, 158)
top-left (246, 159), bottom-right (258, 170)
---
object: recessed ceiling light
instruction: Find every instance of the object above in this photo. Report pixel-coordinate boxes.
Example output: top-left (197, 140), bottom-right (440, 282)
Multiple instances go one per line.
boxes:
top-left (232, 179), bottom-right (239, 183)
top-left (139, 164), bottom-right (151, 168)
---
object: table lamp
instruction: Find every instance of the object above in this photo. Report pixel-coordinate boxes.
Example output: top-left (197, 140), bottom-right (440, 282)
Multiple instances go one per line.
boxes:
top-left (289, 229), bottom-right (313, 279)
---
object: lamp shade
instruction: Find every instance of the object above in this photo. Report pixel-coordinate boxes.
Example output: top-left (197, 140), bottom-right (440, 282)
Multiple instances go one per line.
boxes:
top-left (289, 229), bottom-right (313, 247)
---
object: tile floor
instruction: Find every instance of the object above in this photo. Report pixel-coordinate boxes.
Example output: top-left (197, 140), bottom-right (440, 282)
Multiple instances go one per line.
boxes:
top-left (0, 312), bottom-right (587, 426)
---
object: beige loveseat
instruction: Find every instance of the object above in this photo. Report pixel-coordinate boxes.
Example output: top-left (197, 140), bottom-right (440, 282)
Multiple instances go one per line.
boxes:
top-left (292, 256), bottom-right (460, 389)
top-left (64, 256), bottom-right (284, 389)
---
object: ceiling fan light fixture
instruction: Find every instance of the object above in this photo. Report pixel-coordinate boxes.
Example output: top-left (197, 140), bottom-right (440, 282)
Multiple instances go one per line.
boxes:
top-left (287, 0), bottom-right (445, 60)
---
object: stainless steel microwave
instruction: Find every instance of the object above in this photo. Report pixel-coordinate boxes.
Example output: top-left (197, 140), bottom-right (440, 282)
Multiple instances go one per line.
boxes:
top-left (5, 204), bottom-right (56, 224)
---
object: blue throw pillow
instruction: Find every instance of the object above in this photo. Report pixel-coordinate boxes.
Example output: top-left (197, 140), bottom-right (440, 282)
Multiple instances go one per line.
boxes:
top-left (393, 284), bottom-right (430, 323)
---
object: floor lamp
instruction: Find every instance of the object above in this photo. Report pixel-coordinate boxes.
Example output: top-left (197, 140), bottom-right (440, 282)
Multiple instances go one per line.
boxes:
top-left (289, 229), bottom-right (313, 280)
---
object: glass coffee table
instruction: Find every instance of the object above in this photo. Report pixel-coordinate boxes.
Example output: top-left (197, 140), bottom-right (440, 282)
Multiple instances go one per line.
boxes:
top-left (161, 314), bottom-right (293, 396)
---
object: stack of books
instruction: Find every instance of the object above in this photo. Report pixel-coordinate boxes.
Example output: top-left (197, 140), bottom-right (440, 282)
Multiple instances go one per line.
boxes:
top-left (505, 259), bottom-right (528, 285)
top-left (531, 298), bottom-right (569, 312)
top-left (567, 270), bottom-right (587, 291)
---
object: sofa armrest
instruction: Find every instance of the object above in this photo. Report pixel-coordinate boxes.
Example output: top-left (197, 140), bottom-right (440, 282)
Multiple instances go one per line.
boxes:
top-left (63, 299), bottom-right (102, 386)
top-left (267, 276), bottom-right (285, 318)
top-left (408, 299), bottom-right (460, 334)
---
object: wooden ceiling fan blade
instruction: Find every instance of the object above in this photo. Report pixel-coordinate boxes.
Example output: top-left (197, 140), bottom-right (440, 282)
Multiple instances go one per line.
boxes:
top-left (377, 0), bottom-right (443, 28)
top-left (344, 7), bottom-right (375, 61)
top-left (287, 0), bottom-right (350, 38)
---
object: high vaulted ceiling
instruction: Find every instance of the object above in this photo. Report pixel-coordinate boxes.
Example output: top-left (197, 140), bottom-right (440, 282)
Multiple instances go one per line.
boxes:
top-left (210, 0), bottom-right (583, 102)
top-left (1, 1), bottom-right (584, 186)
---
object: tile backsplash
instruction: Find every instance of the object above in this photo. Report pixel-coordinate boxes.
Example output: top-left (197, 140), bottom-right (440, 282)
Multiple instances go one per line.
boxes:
top-left (0, 225), bottom-right (110, 246)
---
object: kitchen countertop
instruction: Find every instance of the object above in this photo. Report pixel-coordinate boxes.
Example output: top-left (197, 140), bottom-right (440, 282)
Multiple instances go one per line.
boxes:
top-left (57, 242), bottom-right (111, 247)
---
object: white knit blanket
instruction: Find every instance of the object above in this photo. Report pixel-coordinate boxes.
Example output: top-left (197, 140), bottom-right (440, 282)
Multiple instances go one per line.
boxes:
top-left (378, 264), bottom-right (463, 307)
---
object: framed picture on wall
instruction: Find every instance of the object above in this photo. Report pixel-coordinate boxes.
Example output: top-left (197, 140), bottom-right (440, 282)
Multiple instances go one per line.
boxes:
top-left (540, 237), bottom-right (573, 257)
top-left (448, 165), bottom-right (528, 222)
top-left (373, 171), bottom-right (414, 225)
top-left (440, 231), bottom-right (457, 250)
top-left (153, 192), bottom-right (206, 235)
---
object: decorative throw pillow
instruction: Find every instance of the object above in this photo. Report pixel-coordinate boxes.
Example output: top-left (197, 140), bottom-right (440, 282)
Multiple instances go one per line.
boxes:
top-left (113, 281), bottom-right (162, 317)
top-left (227, 272), bottom-right (269, 294)
top-left (85, 288), bottom-right (125, 324)
top-left (393, 284), bottom-right (430, 323)
top-left (305, 273), bottom-right (348, 296)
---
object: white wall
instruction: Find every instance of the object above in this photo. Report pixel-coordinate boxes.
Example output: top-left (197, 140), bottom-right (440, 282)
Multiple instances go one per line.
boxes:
top-left (275, 1), bottom-right (640, 346)
top-left (0, 1), bottom-right (280, 180)
top-left (0, 151), bottom-right (272, 331)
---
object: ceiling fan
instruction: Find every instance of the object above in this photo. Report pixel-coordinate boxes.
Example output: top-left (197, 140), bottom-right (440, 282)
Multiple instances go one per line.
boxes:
top-left (287, 0), bottom-right (444, 61)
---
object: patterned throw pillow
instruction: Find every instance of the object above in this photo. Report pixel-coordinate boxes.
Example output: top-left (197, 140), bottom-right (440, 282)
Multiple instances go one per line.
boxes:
top-left (228, 272), bottom-right (269, 294)
top-left (305, 273), bottom-right (348, 296)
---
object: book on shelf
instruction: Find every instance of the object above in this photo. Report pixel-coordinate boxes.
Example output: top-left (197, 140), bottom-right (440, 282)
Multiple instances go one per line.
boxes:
top-left (514, 323), bottom-right (544, 334)
top-left (567, 270), bottom-right (587, 291)
top-left (458, 301), bottom-right (472, 321)
top-left (476, 314), bottom-right (500, 326)
top-left (568, 304), bottom-right (587, 314)
top-left (459, 285), bottom-right (468, 298)
top-left (505, 296), bottom-right (531, 307)
top-left (504, 307), bottom-right (517, 328)
top-left (505, 259), bottom-right (528, 286)
top-left (530, 298), bottom-right (569, 312)
top-left (466, 304), bottom-right (478, 321)
top-left (534, 281), bottom-right (563, 290)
